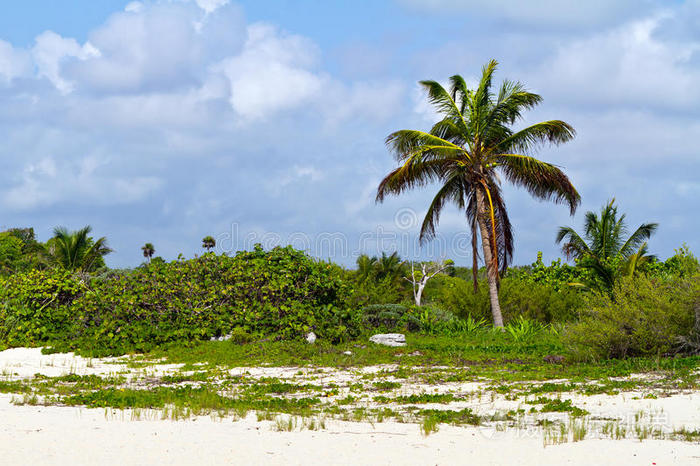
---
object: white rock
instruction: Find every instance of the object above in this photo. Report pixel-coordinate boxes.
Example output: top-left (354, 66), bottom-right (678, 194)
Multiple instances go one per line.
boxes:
top-left (306, 332), bottom-right (317, 344)
top-left (342, 351), bottom-right (353, 356)
top-left (369, 333), bottom-right (406, 347)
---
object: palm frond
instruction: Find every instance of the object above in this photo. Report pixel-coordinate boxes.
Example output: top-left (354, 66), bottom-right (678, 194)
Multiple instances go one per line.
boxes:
top-left (623, 241), bottom-right (657, 276)
top-left (473, 59), bottom-right (498, 114)
top-left (419, 80), bottom-right (470, 135)
top-left (429, 118), bottom-right (470, 147)
top-left (419, 175), bottom-right (468, 243)
top-left (497, 154), bottom-right (580, 214)
top-left (448, 74), bottom-right (471, 114)
top-left (555, 226), bottom-right (591, 260)
top-left (486, 80), bottom-right (542, 128)
top-left (376, 159), bottom-right (450, 202)
top-left (385, 129), bottom-right (466, 162)
top-left (619, 222), bottom-right (658, 258)
top-left (497, 120), bottom-right (575, 155)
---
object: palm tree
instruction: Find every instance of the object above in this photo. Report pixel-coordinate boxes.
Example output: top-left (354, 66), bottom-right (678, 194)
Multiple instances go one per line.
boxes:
top-left (141, 243), bottom-right (155, 262)
top-left (356, 254), bottom-right (378, 281)
top-left (202, 235), bottom-right (216, 252)
top-left (376, 251), bottom-right (404, 281)
top-left (376, 60), bottom-right (580, 327)
top-left (47, 226), bottom-right (112, 272)
top-left (556, 199), bottom-right (658, 290)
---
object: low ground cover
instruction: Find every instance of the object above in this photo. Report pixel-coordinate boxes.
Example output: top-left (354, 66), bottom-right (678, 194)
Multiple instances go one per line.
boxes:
top-left (1, 334), bottom-right (697, 444)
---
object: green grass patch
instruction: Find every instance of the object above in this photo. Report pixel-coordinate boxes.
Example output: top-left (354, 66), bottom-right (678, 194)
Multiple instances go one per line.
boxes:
top-left (530, 397), bottom-right (589, 416)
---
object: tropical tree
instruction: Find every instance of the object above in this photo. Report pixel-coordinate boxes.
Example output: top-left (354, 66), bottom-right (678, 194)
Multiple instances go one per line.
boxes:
top-left (376, 251), bottom-right (405, 281)
top-left (376, 60), bottom-right (580, 327)
top-left (355, 252), bottom-right (405, 282)
top-left (47, 226), bottom-right (112, 272)
top-left (202, 236), bottom-right (216, 252)
top-left (556, 199), bottom-right (658, 290)
top-left (141, 243), bottom-right (155, 262)
top-left (356, 254), bottom-right (378, 282)
top-left (0, 228), bottom-right (49, 273)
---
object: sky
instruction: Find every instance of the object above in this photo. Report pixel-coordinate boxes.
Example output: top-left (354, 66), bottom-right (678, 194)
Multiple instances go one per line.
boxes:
top-left (0, 0), bottom-right (698, 268)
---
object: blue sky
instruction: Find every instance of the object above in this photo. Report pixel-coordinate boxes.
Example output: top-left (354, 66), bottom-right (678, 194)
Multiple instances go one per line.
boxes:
top-left (0, 0), bottom-right (698, 268)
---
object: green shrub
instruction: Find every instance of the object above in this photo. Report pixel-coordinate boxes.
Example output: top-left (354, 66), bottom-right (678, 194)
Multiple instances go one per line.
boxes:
top-left (0, 245), bottom-right (360, 354)
top-left (646, 244), bottom-right (700, 279)
top-left (415, 306), bottom-right (487, 335)
top-left (360, 304), bottom-right (421, 332)
top-left (428, 275), bottom-right (492, 321)
top-left (499, 278), bottom-right (583, 323)
top-left (0, 269), bottom-right (85, 346)
top-left (228, 327), bottom-right (256, 344)
top-left (511, 254), bottom-right (591, 292)
top-left (429, 274), bottom-right (582, 324)
top-left (348, 276), bottom-right (409, 307)
top-left (504, 316), bottom-right (549, 342)
top-left (563, 274), bottom-right (700, 360)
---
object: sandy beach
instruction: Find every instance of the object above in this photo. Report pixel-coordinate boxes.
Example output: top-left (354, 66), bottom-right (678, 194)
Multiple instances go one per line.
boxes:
top-left (1, 347), bottom-right (699, 465)
top-left (1, 394), bottom-right (699, 465)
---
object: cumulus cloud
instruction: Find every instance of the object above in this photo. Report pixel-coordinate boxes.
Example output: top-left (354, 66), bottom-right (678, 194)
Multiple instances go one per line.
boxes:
top-left (217, 23), bottom-right (323, 119)
top-left (64, 2), bottom-right (245, 94)
top-left (3, 155), bottom-right (162, 210)
top-left (536, 14), bottom-right (700, 109)
top-left (0, 39), bottom-right (32, 84)
top-left (31, 31), bottom-right (100, 94)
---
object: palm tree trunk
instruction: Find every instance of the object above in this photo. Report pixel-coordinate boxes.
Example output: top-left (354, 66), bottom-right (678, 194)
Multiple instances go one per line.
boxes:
top-left (475, 188), bottom-right (504, 328)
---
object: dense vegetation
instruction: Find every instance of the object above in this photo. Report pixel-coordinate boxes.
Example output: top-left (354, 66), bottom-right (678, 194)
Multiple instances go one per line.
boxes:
top-left (0, 246), bottom-right (357, 355)
top-left (0, 218), bottom-right (697, 361)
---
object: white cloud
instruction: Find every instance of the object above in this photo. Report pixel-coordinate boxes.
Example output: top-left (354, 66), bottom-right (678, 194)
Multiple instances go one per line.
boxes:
top-left (64, 2), bottom-right (245, 94)
top-left (31, 31), bottom-right (100, 94)
top-left (266, 165), bottom-right (325, 196)
top-left (195, 0), bottom-right (229, 15)
top-left (321, 80), bottom-right (407, 125)
top-left (3, 155), bottom-right (162, 211)
top-left (535, 14), bottom-right (700, 109)
top-left (0, 39), bottom-right (32, 84)
top-left (218, 23), bottom-right (323, 120)
top-left (124, 2), bottom-right (143, 13)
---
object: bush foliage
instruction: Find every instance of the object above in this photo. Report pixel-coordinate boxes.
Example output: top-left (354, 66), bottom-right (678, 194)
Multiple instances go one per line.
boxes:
top-left (563, 274), bottom-right (700, 360)
top-left (360, 304), bottom-right (421, 332)
top-left (428, 274), bottom-right (583, 324)
top-left (1, 239), bottom-right (698, 361)
top-left (0, 246), bottom-right (359, 354)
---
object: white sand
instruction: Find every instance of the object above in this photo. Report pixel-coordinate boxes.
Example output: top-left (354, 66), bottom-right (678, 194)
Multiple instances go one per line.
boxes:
top-left (1, 348), bottom-right (699, 465)
top-left (2, 396), bottom-right (699, 466)
top-left (0, 347), bottom-right (180, 379)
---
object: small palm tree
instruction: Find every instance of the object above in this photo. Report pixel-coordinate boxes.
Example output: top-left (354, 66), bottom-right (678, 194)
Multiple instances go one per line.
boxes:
top-left (356, 254), bottom-right (378, 282)
top-left (377, 60), bottom-right (580, 327)
top-left (141, 243), bottom-right (155, 262)
top-left (202, 235), bottom-right (216, 252)
top-left (376, 251), bottom-right (404, 281)
top-left (47, 226), bottom-right (112, 272)
top-left (556, 199), bottom-right (658, 290)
